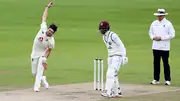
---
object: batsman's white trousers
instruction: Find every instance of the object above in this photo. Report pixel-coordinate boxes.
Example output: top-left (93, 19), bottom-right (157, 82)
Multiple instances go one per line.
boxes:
top-left (108, 56), bottom-right (122, 72)
top-left (105, 55), bottom-right (123, 95)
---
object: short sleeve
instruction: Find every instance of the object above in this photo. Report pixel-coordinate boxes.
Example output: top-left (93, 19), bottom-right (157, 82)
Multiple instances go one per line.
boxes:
top-left (48, 37), bottom-right (55, 49)
top-left (41, 22), bottom-right (47, 30)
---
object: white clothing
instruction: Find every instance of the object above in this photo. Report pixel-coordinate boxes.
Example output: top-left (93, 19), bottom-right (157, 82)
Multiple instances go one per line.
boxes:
top-left (31, 22), bottom-right (54, 91)
top-left (31, 57), bottom-right (39, 76)
top-left (108, 56), bottom-right (123, 72)
top-left (31, 22), bottom-right (55, 58)
top-left (149, 18), bottom-right (175, 50)
top-left (33, 56), bottom-right (47, 90)
top-left (103, 31), bottom-right (127, 96)
top-left (105, 56), bottom-right (123, 95)
top-left (103, 31), bottom-right (126, 57)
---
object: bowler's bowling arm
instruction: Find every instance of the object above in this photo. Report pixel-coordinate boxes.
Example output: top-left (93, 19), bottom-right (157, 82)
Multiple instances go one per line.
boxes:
top-left (42, 6), bottom-right (49, 22)
top-left (44, 48), bottom-right (52, 58)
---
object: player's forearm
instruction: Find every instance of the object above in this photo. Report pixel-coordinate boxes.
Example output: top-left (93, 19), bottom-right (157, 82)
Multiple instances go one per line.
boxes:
top-left (42, 7), bottom-right (49, 22)
top-left (149, 33), bottom-right (155, 40)
top-left (42, 2), bottom-right (53, 22)
top-left (161, 33), bottom-right (175, 41)
top-left (121, 46), bottom-right (126, 56)
top-left (44, 48), bottom-right (52, 58)
top-left (114, 37), bottom-right (126, 56)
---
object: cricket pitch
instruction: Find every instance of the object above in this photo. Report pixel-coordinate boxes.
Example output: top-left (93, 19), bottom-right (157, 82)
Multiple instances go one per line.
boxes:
top-left (0, 83), bottom-right (179, 101)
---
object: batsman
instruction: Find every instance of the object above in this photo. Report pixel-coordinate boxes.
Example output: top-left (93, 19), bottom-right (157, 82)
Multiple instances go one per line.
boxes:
top-left (30, 1), bottom-right (58, 92)
top-left (98, 21), bottom-right (128, 97)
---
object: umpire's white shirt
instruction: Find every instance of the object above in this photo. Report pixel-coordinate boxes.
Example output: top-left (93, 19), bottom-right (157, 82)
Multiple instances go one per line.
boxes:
top-left (103, 31), bottom-right (126, 57)
top-left (149, 18), bottom-right (175, 51)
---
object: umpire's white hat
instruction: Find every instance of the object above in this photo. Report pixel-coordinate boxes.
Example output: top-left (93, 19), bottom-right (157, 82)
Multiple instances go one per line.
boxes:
top-left (154, 8), bottom-right (168, 16)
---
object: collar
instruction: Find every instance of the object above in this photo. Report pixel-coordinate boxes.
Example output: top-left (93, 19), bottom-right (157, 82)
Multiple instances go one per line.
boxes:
top-left (104, 30), bottom-right (111, 36)
top-left (159, 18), bottom-right (166, 23)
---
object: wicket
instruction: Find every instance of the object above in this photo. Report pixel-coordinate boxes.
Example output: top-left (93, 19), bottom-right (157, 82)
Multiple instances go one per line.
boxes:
top-left (94, 58), bottom-right (104, 91)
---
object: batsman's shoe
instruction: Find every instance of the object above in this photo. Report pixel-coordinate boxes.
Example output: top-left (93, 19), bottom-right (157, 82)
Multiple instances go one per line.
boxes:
top-left (42, 76), bottom-right (49, 89)
top-left (112, 92), bottom-right (123, 98)
top-left (165, 81), bottom-right (171, 86)
top-left (117, 92), bottom-right (123, 97)
top-left (101, 92), bottom-right (112, 98)
top-left (151, 80), bottom-right (160, 85)
top-left (101, 92), bottom-right (122, 98)
top-left (117, 87), bottom-right (122, 95)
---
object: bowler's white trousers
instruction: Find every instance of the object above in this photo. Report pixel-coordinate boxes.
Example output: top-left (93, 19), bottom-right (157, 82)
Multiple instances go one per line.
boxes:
top-left (31, 56), bottom-right (47, 90)
top-left (105, 55), bottom-right (123, 95)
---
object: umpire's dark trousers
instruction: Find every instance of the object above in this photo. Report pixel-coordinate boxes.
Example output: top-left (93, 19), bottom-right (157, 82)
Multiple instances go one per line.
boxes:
top-left (153, 49), bottom-right (171, 81)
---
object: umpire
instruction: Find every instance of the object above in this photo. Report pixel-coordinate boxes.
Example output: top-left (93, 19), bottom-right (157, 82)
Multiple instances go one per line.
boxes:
top-left (149, 8), bottom-right (175, 86)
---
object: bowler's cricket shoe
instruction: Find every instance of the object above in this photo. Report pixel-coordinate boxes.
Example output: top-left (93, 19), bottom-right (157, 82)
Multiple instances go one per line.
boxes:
top-left (151, 80), bottom-right (160, 85)
top-left (165, 81), bottom-right (171, 86)
top-left (34, 89), bottom-right (40, 92)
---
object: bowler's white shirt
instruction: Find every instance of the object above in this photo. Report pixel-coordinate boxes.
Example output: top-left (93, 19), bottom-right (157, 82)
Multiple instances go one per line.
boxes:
top-left (149, 18), bottom-right (175, 50)
top-left (31, 22), bottom-right (55, 58)
top-left (103, 31), bottom-right (126, 57)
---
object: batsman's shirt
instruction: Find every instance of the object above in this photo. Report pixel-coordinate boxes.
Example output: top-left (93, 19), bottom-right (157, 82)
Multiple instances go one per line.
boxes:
top-left (31, 22), bottom-right (55, 58)
top-left (103, 31), bottom-right (126, 57)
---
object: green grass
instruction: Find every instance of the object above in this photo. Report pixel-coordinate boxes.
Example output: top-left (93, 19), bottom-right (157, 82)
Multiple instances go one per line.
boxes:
top-left (0, 0), bottom-right (180, 100)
